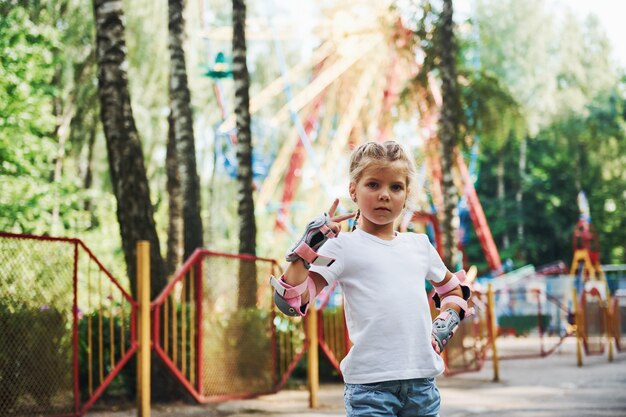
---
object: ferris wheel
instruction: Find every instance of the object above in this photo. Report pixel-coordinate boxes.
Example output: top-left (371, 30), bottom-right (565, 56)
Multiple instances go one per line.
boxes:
top-left (200, 0), bottom-right (502, 273)
top-left (203, 1), bottom-right (416, 219)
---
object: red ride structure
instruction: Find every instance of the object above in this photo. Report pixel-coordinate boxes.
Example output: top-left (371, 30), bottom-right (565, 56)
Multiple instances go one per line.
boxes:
top-left (569, 191), bottom-right (604, 281)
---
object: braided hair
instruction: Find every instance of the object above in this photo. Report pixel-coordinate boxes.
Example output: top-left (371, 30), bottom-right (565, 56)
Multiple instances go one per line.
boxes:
top-left (351, 209), bottom-right (360, 232)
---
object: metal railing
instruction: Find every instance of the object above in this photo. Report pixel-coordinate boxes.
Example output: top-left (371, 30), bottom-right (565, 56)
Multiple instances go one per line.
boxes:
top-left (0, 232), bottom-right (136, 417)
top-left (2, 230), bottom-right (622, 416)
top-left (150, 248), bottom-right (306, 402)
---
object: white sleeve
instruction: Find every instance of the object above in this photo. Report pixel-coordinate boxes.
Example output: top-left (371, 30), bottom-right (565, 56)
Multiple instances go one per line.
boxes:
top-left (425, 235), bottom-right (447, 283)
top-left (308, 235), bottom-right (344, 285)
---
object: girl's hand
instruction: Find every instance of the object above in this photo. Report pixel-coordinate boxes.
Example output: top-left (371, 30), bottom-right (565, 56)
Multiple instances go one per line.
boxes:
top-left (327, 198), bottom-right (356, 235)
top-left (431, 336), bottom-right (442, 355)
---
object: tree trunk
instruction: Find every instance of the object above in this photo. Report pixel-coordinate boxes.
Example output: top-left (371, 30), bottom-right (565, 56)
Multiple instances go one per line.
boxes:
top-left (93, 0), bottom-right (179, 402)
top-left (168, 0), bottom-right (203, 260)
top-left (166, 111), bottom-right (184, 276)
top-left (516, 135), bottom-right (527, 260)
top-left (233, 0), bottom-right (257, 308)
top-left (437, 0), bottom-right (460, 268)
top-left (92, 0), bottom-right (166, 299)
top-left (83, 114), bottom-right (98, 229)
top-left (497, 154), bottom-right (510, 250)
top-left (51, 112), bottom-right (70, 236)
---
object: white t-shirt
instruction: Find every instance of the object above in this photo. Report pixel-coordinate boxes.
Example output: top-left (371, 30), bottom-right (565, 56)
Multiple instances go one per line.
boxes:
top-left (309, 228), bottom-right (448, 384)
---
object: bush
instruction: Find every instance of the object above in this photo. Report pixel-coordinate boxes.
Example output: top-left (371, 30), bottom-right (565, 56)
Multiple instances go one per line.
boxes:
top-left (0, 302), bottom-right (71, 413)
top-left (77, 310), bottom-right (135, 403)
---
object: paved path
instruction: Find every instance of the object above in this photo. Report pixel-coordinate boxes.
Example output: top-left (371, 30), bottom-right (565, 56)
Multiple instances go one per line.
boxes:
top-left (215, 341), bottom-right (626, 417)
top-left (89, 339), bottom-right (626, 416)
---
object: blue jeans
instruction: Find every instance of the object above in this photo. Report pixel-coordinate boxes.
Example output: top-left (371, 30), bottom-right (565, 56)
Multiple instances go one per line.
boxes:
top-left (344, 377), bottom-right (440, 417)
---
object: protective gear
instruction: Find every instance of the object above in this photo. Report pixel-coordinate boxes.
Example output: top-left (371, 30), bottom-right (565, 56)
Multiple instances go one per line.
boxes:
top-left (432, 270), bottom-right (474, 320)
top-left (431, 308), bottom-right (460, 354)
top-left (286, 213), bottom-right (337, 269)
top-left (270, 274), bottom-right (317, 317)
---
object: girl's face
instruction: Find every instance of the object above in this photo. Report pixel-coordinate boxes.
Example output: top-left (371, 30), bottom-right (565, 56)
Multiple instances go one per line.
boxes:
top-left (349, 160), bottom-right (408, 239)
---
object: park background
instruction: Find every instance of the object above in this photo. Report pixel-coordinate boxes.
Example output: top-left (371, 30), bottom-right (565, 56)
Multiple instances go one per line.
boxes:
top-left (1, 0), bottom-right (624, 275)
top-left (1, 0), bottom-right (626, 414)
top-left (2, 0), bottom-right (625, 279)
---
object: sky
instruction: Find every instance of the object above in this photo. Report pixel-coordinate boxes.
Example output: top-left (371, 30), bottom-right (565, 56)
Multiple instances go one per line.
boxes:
top-left (561, 0), bottom-right (626, 68)
top-left (280, 1), bottom-right (626, 69)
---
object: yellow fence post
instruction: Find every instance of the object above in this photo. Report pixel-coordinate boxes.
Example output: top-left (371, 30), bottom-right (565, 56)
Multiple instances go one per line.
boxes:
top-left (573, 286), bottom-right (583, 367)
top-left (137, 241), bottom-right (151, 417)
top-left (307, 303), bottom-right (319, 409)
top-left (487, 283), bottom-right (499, 382)
top-left (604, 281), bottom-right (614, 363)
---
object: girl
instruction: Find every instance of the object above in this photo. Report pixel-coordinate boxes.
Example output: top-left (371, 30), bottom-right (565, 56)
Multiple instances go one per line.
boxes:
top-left (271, 140), bottom-right (471, 417)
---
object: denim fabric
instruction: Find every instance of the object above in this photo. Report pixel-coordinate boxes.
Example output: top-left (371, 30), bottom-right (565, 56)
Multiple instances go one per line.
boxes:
top-left (344, 377), bottom-right (440, 417)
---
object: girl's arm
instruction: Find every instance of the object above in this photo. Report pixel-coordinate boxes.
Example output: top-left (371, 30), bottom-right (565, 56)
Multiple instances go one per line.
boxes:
top-left (430, 270), bottom-right (474, 354)
top-left (271, 198), bottom-right (354, 316)
top-left (283, 260), bottom-right (328, 305)
top-left (432, 270), bottom-right (465, 314)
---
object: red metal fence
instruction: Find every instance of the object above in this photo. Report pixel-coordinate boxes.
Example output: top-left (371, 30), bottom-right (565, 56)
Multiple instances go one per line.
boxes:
top-left (150, 248), bottom-right (307, 402)
top-left (492, 287), bottom-right (571, 360)
top-left (0, 233), bottom-right (310, 415)
top-left (1, 230), bottom-right (622, 416)
top-left (443, 288), bottom-right (490, 375)
top-left (0, 232), bottom-right (136, 417)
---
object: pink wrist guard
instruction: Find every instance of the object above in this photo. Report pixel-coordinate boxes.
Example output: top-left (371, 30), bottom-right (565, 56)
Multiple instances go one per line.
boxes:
top-left (286, 213), bottom-right (337, 269)
top-left (432, 308), bottom-right (460, 354)
top-left (270, 274), bottom-right (317, 317)
top-left (432, 270), bottom-right (474, 320)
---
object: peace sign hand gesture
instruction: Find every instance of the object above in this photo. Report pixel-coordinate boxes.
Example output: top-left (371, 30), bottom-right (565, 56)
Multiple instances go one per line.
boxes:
top-left (285, 198), bottom-right (355, 269)
top-left (277, 199), bottom-right (355, 314)
top-left (326, 198), bottom-right (356, 236)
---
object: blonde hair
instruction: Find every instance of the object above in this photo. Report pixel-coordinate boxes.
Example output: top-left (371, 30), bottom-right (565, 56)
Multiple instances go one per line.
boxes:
top-left (349, 140), bottom-right (418, 208)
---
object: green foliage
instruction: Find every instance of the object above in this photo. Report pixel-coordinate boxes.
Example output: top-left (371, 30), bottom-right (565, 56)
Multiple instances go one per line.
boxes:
top-left (225, 308), bottom-right (273, 382)
top-left (467, 87), bottom-right (626, 268)
top-left (0, 303), bottom-right (72, 413)
top-left (77, 311), bottom-right (135, 402)
top-left (458, 69), bottom-right (526, 153)
top-left (528, 93), bottom-right (626, 265)
top-left (458, 0), bottom-right (626, 269)
top-left (0, 1), bottom-right (105, 237)
top-left (1, 0), bottom-right (625, 281)
top-left (0, 239), bottom-right (74, 310)
top-left (474, 0), bottom-right (558, 133)
top-left (0, 6), bottom-right (59, 233)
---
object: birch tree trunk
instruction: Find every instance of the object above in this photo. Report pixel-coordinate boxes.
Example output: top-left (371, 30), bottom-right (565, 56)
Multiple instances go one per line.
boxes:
top-left (166, 112), bottom-right (184, 276)
top-left (168, 0), bottom-right (203, 260)
top-left (516, 135), bottom-right (527, 259)
top-left (92, 0), bottom-right (166, 298)
top-left (233, 0), bottom-right (257, 308)
top-left (437, 0), bottom-right (461, 267)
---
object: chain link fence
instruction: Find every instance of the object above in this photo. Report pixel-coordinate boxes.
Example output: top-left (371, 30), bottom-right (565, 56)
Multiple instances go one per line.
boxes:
top-left (0, 232), bottom-right (135, 417)
top-left (443, 289), bottom-right (490, 375)
top-left (3, 230), bottom-right (621, 415)
top-left (0, 234), bottom-right (75, 416)
top-left (315, 283), bottom-right (349, 377)
top-left (152, 249), bottom-right (305, 402)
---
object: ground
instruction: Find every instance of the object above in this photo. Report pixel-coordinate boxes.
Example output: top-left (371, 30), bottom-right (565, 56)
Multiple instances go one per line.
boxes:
top-left (88, 338), bottom-right (626, 416)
